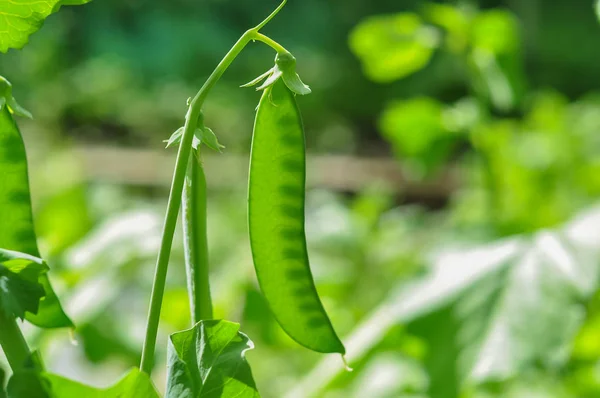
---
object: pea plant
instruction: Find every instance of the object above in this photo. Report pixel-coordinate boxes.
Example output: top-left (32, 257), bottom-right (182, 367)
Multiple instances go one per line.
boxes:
top-left (0, 1), bottom-right (347, 396)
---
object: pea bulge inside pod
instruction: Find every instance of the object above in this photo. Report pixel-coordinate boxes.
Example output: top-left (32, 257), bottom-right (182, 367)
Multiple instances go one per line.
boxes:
top-left (248, 79), bottom-right (345, 354)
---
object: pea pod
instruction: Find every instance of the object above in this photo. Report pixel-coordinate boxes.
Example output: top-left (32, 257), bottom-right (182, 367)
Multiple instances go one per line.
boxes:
top-left (248, 79), bottom-right (345, 354)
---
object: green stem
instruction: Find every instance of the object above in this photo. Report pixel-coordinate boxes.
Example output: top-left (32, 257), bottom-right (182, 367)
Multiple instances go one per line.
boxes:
top-left (253, 33), bottom-right (288, 54)
top-left (0, 313), bottom-right (30, 371)
top-left (139, 1), bottom-right (288, 374)
top-left (182, 151), bottom-right (212, 324)
top-left (255, 0), bottom-right (287, 31)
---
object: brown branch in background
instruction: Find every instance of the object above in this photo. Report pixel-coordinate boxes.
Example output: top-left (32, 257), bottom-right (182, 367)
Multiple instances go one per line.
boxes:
top-left (51, 146), bottom-right (457, 202)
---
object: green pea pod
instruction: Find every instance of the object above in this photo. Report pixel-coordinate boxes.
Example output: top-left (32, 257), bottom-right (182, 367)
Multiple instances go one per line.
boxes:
top-left (182, 150), bottom-right (213, 323)
top-left (248, 79), bottom-right (345, 354)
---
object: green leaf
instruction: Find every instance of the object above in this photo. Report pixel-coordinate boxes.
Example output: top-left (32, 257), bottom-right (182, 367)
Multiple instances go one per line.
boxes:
top-left (423, 3), bottom-right (470, 53)
top-left (165, 126), bottom-right (225, 152)
top-left (0, 106), bottom-right (72, 328)
top-left (0, 249), bottom-right (48, 319)
top-left (44, 368), bottom-right (159, 398)
top-left (0, 0), bottom-right (91, 53)
top-left (241, 69), bottom-right (274, 88)
top-left (349, 13), bottom-right (439, 82)
top-left (379, 97), bottom-right (461, 175)
top-left (200, 127), bottom-right (225, 153)
top-left (294, 205), bottom-right (600, 397)
top-left (165, 127), bottom-right (185, 148)
top-left (379, 97), bottom-right (446, 157)
top-left (166, 320), bottom-right (260, 398)
top-left (407, 229), bottom-right (589, 398)
top-left (597, 0), bottom-right (600, 22)
top-left (468, 10), bottom-right (525, 111)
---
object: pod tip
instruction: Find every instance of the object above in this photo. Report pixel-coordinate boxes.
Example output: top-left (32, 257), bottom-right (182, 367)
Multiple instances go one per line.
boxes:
top-left (69, 328), bottom-right (79, 346)
top-left (341, 354), bottom-right (353, 372)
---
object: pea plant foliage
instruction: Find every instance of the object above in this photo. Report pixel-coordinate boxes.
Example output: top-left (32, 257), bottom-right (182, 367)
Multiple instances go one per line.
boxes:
top-left (0, 1), bottom-right (347, 396)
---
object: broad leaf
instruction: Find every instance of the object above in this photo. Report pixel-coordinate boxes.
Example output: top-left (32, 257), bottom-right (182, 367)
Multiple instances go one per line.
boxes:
top-left (166, 320), bottom-right (260, 398)
top-left (44, 368), bottom-right (159, 398)
top-left (0, 249), bottom-right (48, 319)
top-left (0, 106), bottom-right (72, 328)
top-left (379, 97), bottom-right (446, 157)
top-left (0, 0), bottom-right (91, 53)
top-left (349, 13), bottom-right (438, 82)
top-left (291, 205), bottom-right (600, 397)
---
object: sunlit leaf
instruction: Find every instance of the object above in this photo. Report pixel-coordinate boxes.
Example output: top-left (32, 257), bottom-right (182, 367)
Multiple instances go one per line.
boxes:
top-left (42, 368), bottom-right (159, 397)
top-left (470, 11), bottom-right (519, 55)
top-left (379, 97), bottom-right (446, 157)
top-left (349, 13), bottom-right (438, 82)
top-left (0, 107), bottom-right (72, 328)
top-left (379, 97), bottom-right (460, 175)
top-left (468, 10), bottom-right (525, 111)
top-left (166, 320), bottom-right (260, 398)
top-left (0, 0), bottom-right (91, 52)
top-left (292, 205), bottom-right (600, 397)
top-left (423, 3), bottom-right (470, 53)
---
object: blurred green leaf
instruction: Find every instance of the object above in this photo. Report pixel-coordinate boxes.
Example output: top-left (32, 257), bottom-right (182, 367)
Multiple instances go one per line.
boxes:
top-left (379, 97), bottom-right (460, 175)
top-left (380, 97), bottom-right (446, 157)
top-left (410, 228), bottom-right (593, 397)
top-left (468, 11), bottom-right (525, 111)
top-left (0, 0), bottom-right (91, 52)
top-left (44, 368), bottom-right (159, 397)
top-left (0, 249), bottom-right (48, 320)
top-left (36, 186), bottom-right (92, 257)
top-left (349, 13), bottom-right (439, 82)
top-left (471, 11), bottom-right (519, 55)
top-left (166, 320), bottom-right (260, 398)
top-left (423, 3), bottom-right (470, 53)
top-left (0, 107), bottom-right (72, 328)
top-left (294, 205), bottom-right (600, 397)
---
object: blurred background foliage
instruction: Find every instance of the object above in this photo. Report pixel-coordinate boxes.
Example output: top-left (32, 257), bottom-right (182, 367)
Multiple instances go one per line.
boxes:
top-left (2, 0), bottom-right (600, 397)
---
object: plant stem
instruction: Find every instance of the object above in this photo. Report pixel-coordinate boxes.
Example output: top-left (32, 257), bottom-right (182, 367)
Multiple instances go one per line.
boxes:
top-left (253, 33), bottom-right (288, 54)
top-left (0, 312), bottom-right (31, 371)
top-left (182, 151), bottom-right (212, 324)
top-left (139, 1), bottom-right (288, 374)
